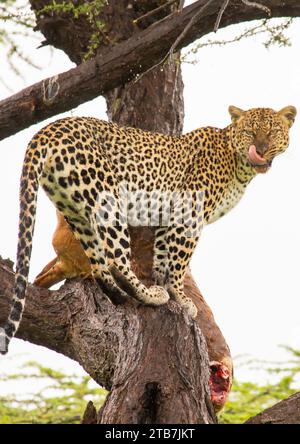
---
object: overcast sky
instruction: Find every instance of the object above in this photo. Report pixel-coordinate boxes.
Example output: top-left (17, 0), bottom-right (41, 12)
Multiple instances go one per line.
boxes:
top-left (0, 3), bottom-right (300, 389)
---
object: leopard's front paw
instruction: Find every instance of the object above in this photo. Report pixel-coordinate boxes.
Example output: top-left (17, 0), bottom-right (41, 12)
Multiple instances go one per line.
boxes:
top-left (183, 299), bottom-right (198, 319)
top-left (168, 288), bottom-right (198, 318)
top-left (147, 285), bottom-right (170, 305)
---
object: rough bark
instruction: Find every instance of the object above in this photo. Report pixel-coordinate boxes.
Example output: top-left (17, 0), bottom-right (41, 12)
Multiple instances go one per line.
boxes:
top-left (246, 392), bottom-right (300, 424)
top-left (1, 0), bottom-right (300, 140)
top-left (97, 308), bottom-right (215, 424)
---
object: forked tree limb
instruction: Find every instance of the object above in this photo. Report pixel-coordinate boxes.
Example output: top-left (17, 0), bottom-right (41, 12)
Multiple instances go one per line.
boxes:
top-left (1, 0), bottom-right (300, 140)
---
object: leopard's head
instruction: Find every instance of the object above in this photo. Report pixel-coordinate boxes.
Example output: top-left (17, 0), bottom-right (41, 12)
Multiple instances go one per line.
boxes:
top-left (228, 106), bottom-right (297, 174)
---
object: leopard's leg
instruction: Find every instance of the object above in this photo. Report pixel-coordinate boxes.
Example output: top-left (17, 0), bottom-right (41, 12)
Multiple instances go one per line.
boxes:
top-left (163, 192), bottom-right (204, 318)
top-left (152, 190), bottom-right (177, 286)
top-left (43, 149), bottom-right (130, 302)
top-left (152, 227), bottom-right (168, 286)
top-left (165, 225), bottom-right (200, 318)
top-left (98, 223), bottom-right (169, 306)
top-left (65, 213), bottom-right (129, 303)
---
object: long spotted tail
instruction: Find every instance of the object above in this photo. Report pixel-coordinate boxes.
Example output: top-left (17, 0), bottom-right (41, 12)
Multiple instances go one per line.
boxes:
top-left (0, 147), bottom-right (42, 354)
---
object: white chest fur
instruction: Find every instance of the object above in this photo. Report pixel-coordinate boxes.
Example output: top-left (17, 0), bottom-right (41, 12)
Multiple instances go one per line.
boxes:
top-left (205, 179), bottom-right (247, 225)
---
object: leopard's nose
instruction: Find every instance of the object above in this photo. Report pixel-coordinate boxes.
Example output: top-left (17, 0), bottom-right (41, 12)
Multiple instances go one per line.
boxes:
top-left (255, 144), bottom-right (268, 156)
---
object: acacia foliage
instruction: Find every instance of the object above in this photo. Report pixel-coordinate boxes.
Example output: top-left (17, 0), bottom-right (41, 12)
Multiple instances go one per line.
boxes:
top-left (0, 361), bottom-right (106, 424)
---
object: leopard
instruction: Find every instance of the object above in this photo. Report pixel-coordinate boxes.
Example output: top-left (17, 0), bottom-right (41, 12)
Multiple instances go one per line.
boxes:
top-left (0, 105), bottom-right (296, 354)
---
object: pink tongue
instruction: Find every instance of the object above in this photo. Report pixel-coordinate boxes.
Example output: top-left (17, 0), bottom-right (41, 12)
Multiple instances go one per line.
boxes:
top-left (248, 145), bottom-right (266, 165)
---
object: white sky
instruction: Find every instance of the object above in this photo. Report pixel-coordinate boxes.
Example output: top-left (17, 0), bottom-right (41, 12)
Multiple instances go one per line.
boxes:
top-left (0, 4), bottom-right (300, 389)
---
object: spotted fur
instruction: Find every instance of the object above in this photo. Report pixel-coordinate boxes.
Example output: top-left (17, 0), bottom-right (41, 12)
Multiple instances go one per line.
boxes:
top-left (0, 106), bottom-right (296, 354)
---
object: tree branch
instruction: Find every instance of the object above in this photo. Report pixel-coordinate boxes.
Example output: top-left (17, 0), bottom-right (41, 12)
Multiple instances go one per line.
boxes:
top-left (1, 0), bottom-right (300, 141)
top-left (133, 0), bottom-right (179, 26)
top-left (246, 392), bottom-right (300, 424)
top-left (241, 0), bottom-right (271, 16)
top-left (214, 0), bottom-right (230, 32)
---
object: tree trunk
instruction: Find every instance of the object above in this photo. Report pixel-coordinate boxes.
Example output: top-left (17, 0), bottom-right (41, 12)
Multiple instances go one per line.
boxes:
top-left (98, 303), bottom-right (215, 424)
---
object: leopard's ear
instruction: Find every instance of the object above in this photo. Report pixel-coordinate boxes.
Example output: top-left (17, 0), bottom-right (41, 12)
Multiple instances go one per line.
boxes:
top-left (228, 106), bottom-right (245, 123)
top-left (278, 106), bottom-right (297, 128)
